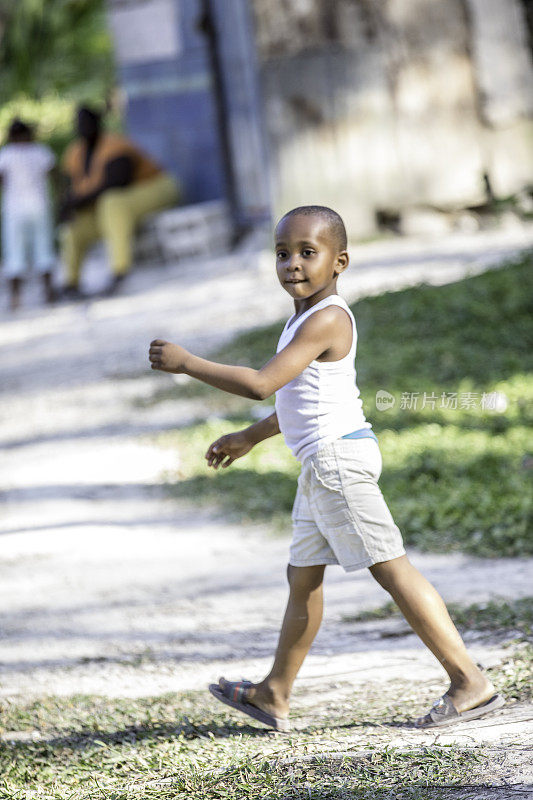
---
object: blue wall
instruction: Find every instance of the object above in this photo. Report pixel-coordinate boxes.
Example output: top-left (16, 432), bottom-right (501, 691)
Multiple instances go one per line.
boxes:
top-left (111, 0), bottom-right (271, 226)
top-left (116, 0), bottom-right (227, 204)
top-left (209, 0), bottom-right (272, 228)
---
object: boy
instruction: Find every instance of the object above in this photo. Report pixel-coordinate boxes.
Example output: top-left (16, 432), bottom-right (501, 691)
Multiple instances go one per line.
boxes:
top-left (0, 119), bottom-right (56, 310)
top-left (148, 205), bottom-right (504, 731)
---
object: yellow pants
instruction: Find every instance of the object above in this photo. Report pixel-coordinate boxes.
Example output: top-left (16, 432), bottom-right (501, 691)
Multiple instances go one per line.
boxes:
top-left (62, 172), bottom-right (179, 284)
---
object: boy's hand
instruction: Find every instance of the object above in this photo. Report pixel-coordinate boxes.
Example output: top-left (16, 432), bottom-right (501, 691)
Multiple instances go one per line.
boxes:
top-left (149, 339), bottom-right (189, 373)
top-left (205, 431), bottom-right (254, 469)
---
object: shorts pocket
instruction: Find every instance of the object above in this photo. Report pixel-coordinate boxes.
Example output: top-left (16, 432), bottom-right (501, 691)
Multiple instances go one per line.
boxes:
top-left (311, 452), bottom-right (343, 492)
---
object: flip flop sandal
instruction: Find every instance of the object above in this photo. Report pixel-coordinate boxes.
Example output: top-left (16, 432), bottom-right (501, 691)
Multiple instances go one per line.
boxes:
top-left (208, 679), bottom-right (291, 732)
top-left (415, 693), bottom-right (505, 729)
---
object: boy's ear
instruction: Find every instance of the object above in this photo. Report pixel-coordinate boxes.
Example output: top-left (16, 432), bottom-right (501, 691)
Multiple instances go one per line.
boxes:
top-left (333, 250), bottom-right (349, 277)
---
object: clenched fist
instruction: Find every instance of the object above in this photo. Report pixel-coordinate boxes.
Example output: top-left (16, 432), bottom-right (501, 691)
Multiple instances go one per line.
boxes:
top-left (149, 339), bottom-right (189, 373)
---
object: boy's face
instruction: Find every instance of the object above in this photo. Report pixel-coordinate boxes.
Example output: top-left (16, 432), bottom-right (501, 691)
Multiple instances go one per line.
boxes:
top-left (275, 214), bottom-right (348, 302)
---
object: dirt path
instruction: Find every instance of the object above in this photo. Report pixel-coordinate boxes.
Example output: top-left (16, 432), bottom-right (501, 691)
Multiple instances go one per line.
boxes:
top-left (1, 227), bottom-right (532, 775)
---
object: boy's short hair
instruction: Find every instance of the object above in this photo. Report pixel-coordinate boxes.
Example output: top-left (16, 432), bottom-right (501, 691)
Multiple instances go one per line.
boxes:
top-left (278, 205), bottom-right (348, 251)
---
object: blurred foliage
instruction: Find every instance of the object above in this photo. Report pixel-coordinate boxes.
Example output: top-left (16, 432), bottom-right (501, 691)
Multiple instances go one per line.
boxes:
top-left (0, 0), bottom-right (117, 159)
top-left (0, 94), bottom-right (121, 161)
top-left (0, 95), bottom-right (77, 159)
top-left (156, 256), bottom-right (533, 557)
top-left (0, 0), bottom-right (115, 103)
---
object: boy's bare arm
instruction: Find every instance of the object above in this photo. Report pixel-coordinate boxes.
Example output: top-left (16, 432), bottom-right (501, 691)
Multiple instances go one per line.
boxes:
top-left (205, 412), bottom-right (280, 469)
top-left (244, 411), bottom-right (281, 443)
top-left (149, 306), bottom-right (350, 400)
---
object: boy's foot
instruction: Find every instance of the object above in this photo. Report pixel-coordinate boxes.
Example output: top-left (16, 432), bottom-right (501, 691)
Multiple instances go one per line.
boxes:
top-left (221, 677), bottom-right (290, 718)
top-left (446, 674), bottom-right (497, 715)
top-left (415, 677), bottom-right (504, 728)
top-left (209, 677), bottom-right (290, 732)
top-left (414, 692), bottom-right (505, 729)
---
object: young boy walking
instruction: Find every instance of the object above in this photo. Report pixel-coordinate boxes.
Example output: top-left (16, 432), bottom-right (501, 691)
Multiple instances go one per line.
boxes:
top-left (148, 205), bottom-right (504, 732)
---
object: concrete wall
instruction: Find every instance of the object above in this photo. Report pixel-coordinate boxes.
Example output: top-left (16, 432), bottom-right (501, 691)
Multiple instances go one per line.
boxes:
top-left (252, 0), bottom-right (533, 236)
top-left (467, 0), bottom-right (533, 197)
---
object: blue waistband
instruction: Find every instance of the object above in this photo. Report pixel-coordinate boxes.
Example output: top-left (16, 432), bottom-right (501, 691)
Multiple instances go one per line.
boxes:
top-left (341, 427), bottom-right (378, 443)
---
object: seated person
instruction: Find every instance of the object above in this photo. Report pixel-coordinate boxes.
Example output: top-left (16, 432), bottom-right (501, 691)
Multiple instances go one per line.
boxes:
top-left (61, 105), bottom-right (179, 297)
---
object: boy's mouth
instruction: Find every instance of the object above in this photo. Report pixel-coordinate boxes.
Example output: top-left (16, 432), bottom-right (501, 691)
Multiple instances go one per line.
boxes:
top-left (284, 278), bottom-right (307, 284)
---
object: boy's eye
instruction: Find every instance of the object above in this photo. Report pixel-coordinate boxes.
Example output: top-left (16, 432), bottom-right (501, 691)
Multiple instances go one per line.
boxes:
top-left (302, 249), bottom-right (315, 257)
top-left (276, 251), bottom-right (287, 259)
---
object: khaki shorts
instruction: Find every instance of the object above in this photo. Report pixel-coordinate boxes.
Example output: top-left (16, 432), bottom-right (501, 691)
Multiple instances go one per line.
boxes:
top-left (289, 438), bottom-right (405, 572)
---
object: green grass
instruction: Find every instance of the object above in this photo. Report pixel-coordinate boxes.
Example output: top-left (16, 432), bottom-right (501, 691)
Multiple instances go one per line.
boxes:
top-left (1, 644), bottom-right (530, 798)
top-left (0, 661), bottom-right (524, 800)
top-left (0, 735), bottom-right (487, 800)
top-left (1, 645), bottom-right (530, 799)
top-left (154, 255), bottom-right (533, 556)
top-left (343, 597), bottom-right (533, 640)
top-left (449, 597), bottom-right (533, 637)
top-left (344, 601), bottom-right (400, 623)
top-left (492, 644), bottom-right (533, 700)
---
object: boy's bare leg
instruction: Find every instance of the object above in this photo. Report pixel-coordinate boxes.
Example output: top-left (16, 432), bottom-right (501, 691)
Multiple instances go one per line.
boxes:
top-left (219, 564), bottom-right (325, 719)
top-left (369, 555), bottom-right (496, 716)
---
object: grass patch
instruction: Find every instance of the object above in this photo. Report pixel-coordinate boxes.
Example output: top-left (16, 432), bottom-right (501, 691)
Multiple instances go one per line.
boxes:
top-left (156, 256), bottom-right (533, 556)
top-left (0, 683), bottom-right (505, 800)
top-left (345, 601), bottom-right (400, 623)
top-left (377, 419), bottom-right (531, 556)
top-left (1, 645), bottom-right (530, 798)
top-left (344, 597), bottom-right (533, 638)
top-left (0, 738), bottom-right (489, 799)
top-left (353, 258), bottom-right (533, 389)
top-left (449, 597), bottom-right (533, 637)
top-left (491, 644), bottom-right (533, 700)
top-left (2, 642), bottom-right (531, 800)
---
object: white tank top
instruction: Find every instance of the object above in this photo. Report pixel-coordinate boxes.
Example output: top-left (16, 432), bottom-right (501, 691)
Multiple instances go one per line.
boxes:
top-left (275, 295), bottom-right (372, 463)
